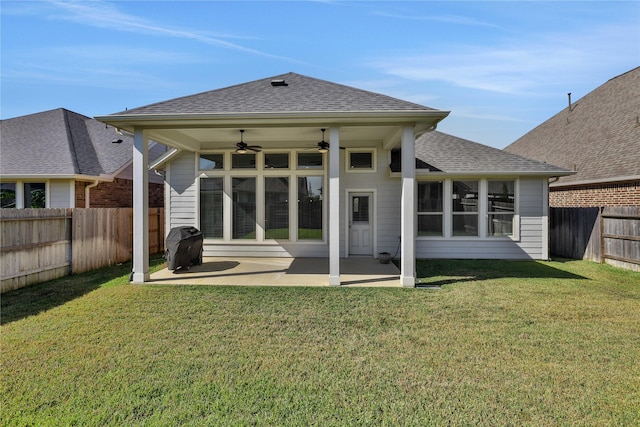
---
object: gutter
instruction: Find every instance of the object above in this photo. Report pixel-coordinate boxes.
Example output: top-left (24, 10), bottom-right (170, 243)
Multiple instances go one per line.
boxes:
top-left (549, 175), bottom-right (640, 188)
top-left (95, 110), bottom-right (451, 131)
top-left (84, 180), bottom-right (100, 208)
top-left (149, 148), bottom-right (182, 170)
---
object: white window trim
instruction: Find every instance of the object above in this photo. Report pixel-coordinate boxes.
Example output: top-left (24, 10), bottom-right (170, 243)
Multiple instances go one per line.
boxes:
top-left (197, 150), bottom-right (327, 245)
top-left (345, 148), bottom-right (376, 173)
top-left (416, 178), bottom-right (520, 241)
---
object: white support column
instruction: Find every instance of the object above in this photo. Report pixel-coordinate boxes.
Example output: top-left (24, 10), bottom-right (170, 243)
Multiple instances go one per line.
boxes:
top-left (132, 128), bottom-right (150, 283)
top-left (328, 127), bottom-right (341, 286)
top-left (400, 126), bottom-right (416, 287)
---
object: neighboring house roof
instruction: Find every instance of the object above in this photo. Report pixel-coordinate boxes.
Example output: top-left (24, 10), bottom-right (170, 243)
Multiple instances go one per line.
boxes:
top-left (114, 72), bottom-right (438, 116)
top-left (0, 108), bottom-right (165, 182)
top-left (504, 67), bottom-right (640, 187)
top-left (391, 130), bottom-right (572, 176)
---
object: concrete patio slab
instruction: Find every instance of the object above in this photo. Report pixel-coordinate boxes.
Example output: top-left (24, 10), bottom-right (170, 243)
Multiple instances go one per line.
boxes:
top-left (146, 257), bottom-right (401, 287)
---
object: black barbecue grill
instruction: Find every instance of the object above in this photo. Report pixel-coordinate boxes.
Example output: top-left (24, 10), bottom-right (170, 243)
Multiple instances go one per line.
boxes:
top-left (165, 226), bottom-right (203, 271)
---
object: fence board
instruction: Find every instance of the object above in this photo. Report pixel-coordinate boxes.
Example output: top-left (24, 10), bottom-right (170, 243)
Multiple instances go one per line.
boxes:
top-left (1, 208), bottom-right (165, 292)
top-left (549, 206), bottom-right (639, 272)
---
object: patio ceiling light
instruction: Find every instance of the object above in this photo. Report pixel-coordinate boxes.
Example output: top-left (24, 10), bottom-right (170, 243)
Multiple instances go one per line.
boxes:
top-left (317, 129), bottom-right (329, 153)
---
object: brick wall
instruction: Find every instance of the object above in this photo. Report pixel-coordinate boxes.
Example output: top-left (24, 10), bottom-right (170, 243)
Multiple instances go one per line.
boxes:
top-left (75, 178), bottom-right (164, 208)
top-left (550, 181), bottom-right (640, 207)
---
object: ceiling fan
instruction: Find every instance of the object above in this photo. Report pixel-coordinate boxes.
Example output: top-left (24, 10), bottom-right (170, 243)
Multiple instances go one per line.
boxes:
top-left (314, 129), bottom-right (344, 153)
top-left (235, 130), bottom-right (262, 153)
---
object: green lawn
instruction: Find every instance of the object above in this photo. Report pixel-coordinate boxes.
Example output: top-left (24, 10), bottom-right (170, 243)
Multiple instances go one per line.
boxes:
top-left (2, 258), bottom-right (639, 426)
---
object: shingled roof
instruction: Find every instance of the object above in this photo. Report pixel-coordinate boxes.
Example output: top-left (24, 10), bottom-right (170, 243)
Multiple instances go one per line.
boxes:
top-left (115, 72), bottom-right (438, 116)
top-left (391, 131), bottom-right (571, 175)
top-left (504, 67), bottom-right (640, 186)
top-left (0, 108), bottom-right (135, 178)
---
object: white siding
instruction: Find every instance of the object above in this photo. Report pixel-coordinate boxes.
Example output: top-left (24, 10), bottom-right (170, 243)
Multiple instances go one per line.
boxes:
top-left (339, 145), bottom-right (402, 257)
top-left (167, 151), bottom-right (198, 230)
top-left (416, 177), bottom-right (548, 260)
top-left (49, 180), bottom-right (73, 208)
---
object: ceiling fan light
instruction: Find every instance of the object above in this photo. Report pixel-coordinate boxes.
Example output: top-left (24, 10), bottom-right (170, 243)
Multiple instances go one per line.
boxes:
top-left (318, 146), bottom-right (328, 153)
top-left (236, 148), bottom-right (247, 154)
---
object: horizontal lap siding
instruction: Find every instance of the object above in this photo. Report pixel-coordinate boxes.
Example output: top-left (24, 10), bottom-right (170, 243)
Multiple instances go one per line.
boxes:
top-left (340, 148), bottom-right (401, 256)
top-left (168, 152), bottom-right (197, 229)
top-left (203, 243), bottom-right (328, 258)
top-left (416, 178), bottom-right (547, 260)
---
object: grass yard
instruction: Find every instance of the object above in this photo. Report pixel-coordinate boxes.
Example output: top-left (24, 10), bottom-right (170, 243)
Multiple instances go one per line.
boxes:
top-left (2, 257), bottom-right (639, 426)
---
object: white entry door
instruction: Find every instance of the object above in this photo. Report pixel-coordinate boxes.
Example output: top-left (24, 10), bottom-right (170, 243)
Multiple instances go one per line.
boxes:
top-left (349, 193), bottom-right (373, 255)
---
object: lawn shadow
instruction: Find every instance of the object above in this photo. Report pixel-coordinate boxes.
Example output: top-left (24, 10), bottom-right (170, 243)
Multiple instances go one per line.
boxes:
top-left (416, 259), bottom-right (588, 288)
top-left (1, 257), bottom-right (165, 325)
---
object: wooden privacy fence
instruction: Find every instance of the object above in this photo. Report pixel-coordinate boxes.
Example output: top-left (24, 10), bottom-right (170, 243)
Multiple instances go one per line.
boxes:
top-left (549, 206), bottom-right (640, 272)
top-left (1, 208), bottom-right (164, 293)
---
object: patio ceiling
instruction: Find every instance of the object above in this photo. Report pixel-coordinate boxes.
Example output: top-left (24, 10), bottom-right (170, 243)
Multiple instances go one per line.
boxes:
top-left (97, 110), bottom-right (449, 153)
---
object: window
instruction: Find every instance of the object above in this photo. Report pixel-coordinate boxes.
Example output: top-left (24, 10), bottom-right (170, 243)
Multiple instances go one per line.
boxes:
top-left (265, 177), bottom-right (289, 239)
top-left (24, 183), bottom-right (46, 208)
top-left (264, 153), bottom-right (289, 169)
top-left (200, 178), bottom-right (223, 238)
top-left (452, 180), bottom-right (478, 236)
top-left (232, 177), bottom-right (256, 239)
top-left (1, 183), bottom-right (16, 208)
top-left (232, 153), bottom-right (256, 169)
top-left (347, 150), bottom-right (375, 171)
top-left (488, 180), bottom-right (515, 236)
top-left (297, 152), bottom-right (323, 169)
top-left (200, 153), bottom-right (224, 170)
top-left (298, 176), bottom-right (323, 240)
top-left (417, 181), bottom-right (443, 236)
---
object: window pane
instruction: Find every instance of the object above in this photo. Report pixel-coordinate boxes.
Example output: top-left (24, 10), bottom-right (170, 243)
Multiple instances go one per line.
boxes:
top-left (488, 180), bottom-right (515, 213)
top-left (200, 178), bottom-right (223, 238)
top-left (488, 214), bottom-right (514, 236)
top-left (232, 153), bottom-right (256, 169)
top-left (264, 153), bottom-right (289, 169)
top-left (418, 215), bottom-right (443, 236)
top-left (298, 176), bottom-right (323, 240)
top-left (200, 154), bottom-right (224, 170)
top-left (24, 183), bottom-right (45, 208)
top-left (349, 152), bottom-right (373, 169)
top-left (452, 181), bottom-right (478, 212)
top-left (453, 214), bottom-right (478, 236)
top-left (297, 152), bottom-right (323, 169)
top-left (418, 181), bottom-right (443, 212)
top-left (232, 177), bottom-right (256, 239)
top-left (352, 196), bottom-right (369, 223)
top-left (265, 177), bottom-right (289, 239)
top-left (1, 183), bottom-right (16, 208)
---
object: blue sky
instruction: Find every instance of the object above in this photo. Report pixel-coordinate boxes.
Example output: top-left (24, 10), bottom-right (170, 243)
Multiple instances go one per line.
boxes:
top-left (2, 1), bottom-right (638, 148)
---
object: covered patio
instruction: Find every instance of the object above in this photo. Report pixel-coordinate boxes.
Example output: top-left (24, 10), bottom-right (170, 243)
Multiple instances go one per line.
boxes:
top-left (147, 256), bottom-right (401, 287)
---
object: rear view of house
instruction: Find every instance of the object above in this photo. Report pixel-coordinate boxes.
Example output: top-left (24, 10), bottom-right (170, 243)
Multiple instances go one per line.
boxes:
top-left (97, 72), bottom-right (571, 286)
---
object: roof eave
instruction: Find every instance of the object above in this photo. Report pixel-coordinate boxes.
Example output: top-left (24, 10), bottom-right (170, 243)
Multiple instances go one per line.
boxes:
top-left (95, 110), bottom-right (450, 131)
top-left (550, 175), bottom-right (640, 188)
top-left (0, 174), bottom-right (115, 182)
top-left (388, 170), bottom-right (576, 178)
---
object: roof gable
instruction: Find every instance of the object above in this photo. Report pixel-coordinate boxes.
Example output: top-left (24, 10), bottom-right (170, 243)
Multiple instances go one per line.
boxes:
top-left (504, 67), bottom-right (640, 185)
top-left (116, 72), bottom-right (438, 116)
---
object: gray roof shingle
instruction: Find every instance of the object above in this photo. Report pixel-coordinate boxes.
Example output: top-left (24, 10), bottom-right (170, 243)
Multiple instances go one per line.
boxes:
top-left (1, 108), bottom-right (135, 177)
top-left (115, 72), bottom-right (438, 116)
top-left (391, 130), bottom-right (570, 175)
top-left (504, 67), bottom-right (640, 185)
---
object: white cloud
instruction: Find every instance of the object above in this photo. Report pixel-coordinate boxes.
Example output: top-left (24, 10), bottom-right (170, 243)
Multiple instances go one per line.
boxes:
top-left (371, 22), bottom-right (639, 96)
top-left (43, 0), bottom-right (305, 63)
